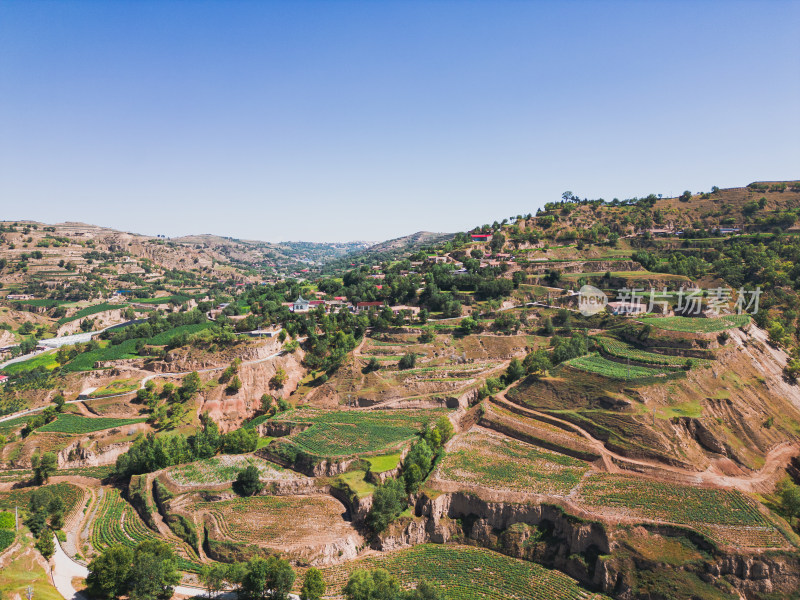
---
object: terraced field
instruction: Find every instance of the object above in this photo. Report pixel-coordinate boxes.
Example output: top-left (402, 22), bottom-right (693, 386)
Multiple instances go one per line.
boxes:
top-left (195, 494), bottom-right (356, 549)
top-left (87, 487), bottom-right (203, 571)
top-left (594, 336), bottom-right (708, 368)
top-left (36, 413), bottom-right (146, 434)
top-left (317, 544), bottom-right (610, 599)
top-left (639, 315), bottom-right (751, 333)
top-left (89, 487), bottom-right (162, 552)
top-left (0, 482), bottom-right (83, 513)
top-left (576, 474), bottom-right (787, 548)
top-left (273, 409), bottom-right (447, 457)
top-left (166, 455), bottom-right (302, 486)
top-left (437, 430), bottom-right (589, 495)
top-left (566, 353), bottom-right (671, 380)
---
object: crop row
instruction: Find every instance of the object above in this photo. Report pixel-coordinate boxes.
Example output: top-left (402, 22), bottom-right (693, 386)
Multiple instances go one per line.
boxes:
top-left (438, 430), bottom-right (588, 495)
top-left (577, 474), bottom-right (785, 548)
top-left (37, 414), bottom-right (145, 434)
top-left (639, 315), bottom-right (751, 333)
top-left (274, 409), bottom-right (446, 457)
top-left (318, 543), bottom-right (609, 599)
top-left (566, 354), bottom-right (669, 380)
top-left (89, 488), bottom-right (161, 553)
top-left (594, 337), bottom-right (707, 368)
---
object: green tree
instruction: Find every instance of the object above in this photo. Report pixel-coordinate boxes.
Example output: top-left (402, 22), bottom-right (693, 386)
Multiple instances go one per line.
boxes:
top-left (234, 465), bottom-right (263, 497)
top-left (367, 479), bottom-right (407, 533)
top-left (397, 353), bottom-right (416, 370)
top-left (52, 394), bottom-right (66, 412)
top-left (270, 367), bottom-right (288, 389)
top-left (200, 563), bottom-right (229, 600)
top-left (128, 540), bottom-right (180, 600)
top-left (227, 375), bottom-right (243, 394)
top-left (32, 451), bottom-right (57, 485)
top-left (344, 569), bottom-right (402, 600)
top-left (35, 528), bottom-right (55, 559)
top-left (87, 545), bottom-right (134, 600)
top-left (300, 567), bottom-right (326, 600)
top-left (777, 478), bottom-right (800, 527)
top-left (504, 358), bottom-right (525, 383)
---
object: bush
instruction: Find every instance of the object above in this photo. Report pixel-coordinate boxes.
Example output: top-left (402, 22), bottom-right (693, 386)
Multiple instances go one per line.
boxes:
top-left (234, 465), bottom-right (263, 497)
top-left (398, 353), bottom-right (417, 370)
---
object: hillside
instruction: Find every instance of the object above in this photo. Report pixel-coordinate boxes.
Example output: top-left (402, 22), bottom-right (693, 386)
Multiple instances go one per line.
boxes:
top-left (2, 181), bottom-right (800, 600)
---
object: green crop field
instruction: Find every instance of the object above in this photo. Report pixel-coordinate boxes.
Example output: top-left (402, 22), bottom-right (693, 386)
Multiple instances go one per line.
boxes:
top-left (317, 544), bottom-right (610, 599)
top-left (1, 351), bottom-right (60, 376)
top-left (639, 315), bottom-right (751, 333)
top-left (273, 409), bottom-right (447, 457)
top-left (63, 322), bottom-right (214, 372)
top-left (437, 430), bottom-right (588, 495)
top-left (89, 487), bottom-right (167, 556)
top-left (566, 353), bottom-right (669, 380)
top-left (36, 413), bottom-right (145, 434)
top-left (166, 455), bottom-right (301, 486)
top-left (577, 474), bottom-right (786, 548)
top-left (594, 337), bottom-right (708, 368)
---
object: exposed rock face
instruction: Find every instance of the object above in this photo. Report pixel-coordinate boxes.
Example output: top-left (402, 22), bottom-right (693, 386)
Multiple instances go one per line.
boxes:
top-left (376, 491), bottom-right (800, 599)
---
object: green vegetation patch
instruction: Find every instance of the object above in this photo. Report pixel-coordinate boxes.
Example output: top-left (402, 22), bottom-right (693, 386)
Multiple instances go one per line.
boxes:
top-left (1, 351), bottom-right (60, 376)
top-left (273, 409), bottom-right (447, 457)
top-left (639, 315), bottom-right (750, 333)
top-left (36, 413), bottom-right (145, 434)
top-left (319, 543), bottom-right (609, 599)
top-left (566, 353), bottom-right (670, 380)
top-left (437, 430), bottom-right (588, 495)
top-left (594, 336), bottom-right (709, 368)
top-left (577, 474), bottom-right (787, 548)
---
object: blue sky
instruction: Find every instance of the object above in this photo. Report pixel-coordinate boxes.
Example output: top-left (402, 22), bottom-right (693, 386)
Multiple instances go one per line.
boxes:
top-left (1, 1), bottom-right (798, 242)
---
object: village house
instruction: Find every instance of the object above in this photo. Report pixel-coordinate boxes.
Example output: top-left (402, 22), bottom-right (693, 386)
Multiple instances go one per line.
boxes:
top-left (354, 301), bottom-right (384, 314)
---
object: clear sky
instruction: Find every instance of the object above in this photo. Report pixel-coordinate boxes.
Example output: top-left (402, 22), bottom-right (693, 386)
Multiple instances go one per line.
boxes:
top-left (1, 1), bottom-right (798, 243)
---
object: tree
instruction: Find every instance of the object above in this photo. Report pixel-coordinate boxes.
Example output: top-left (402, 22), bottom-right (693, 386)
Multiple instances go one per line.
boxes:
top-left (181, 371), bottom-right (201, 395)
top-left (32, 452), bottom-right (57, 485)
top-left (434, 416), bottom-right (453, 446)
top-left (367, 478), bottom-right (407, 533)
top-left (242, 555), bottom-right (295, 600)
top-left (87, 545), bottom-right (134, 600)
top-left (504, 358), bottom-right (525, 384)
top-left (52, 394), bottom-right (66, 412)
top-left (260, 394), bottom-right (274, 415)
top-left (35, 528), bottom-right (55, 559)
top-left (777, 478), bottom-right (800, 527)
top-left (128, 540), bottom-right (180, 600)
top-left (300, 567), bottom-right (326, 600)
top-left (364, 357), bottom-right (380, 373)
top-left (227, 375), bottom-right (243, 394)
top-left (398, 353), bottom-right (416, 370)
top-left (200, 563), bottom-right (229, 600)
top-left (680, 190), bottom-right (692, 202)
top-left (270, 368), bottom-right (288, 389)
top-left (523, 349), bottom-right (552, 378)
top-left (234, 465), bottom-right (263, 497)
top-left (344, 569), bottom-right (402, 600)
